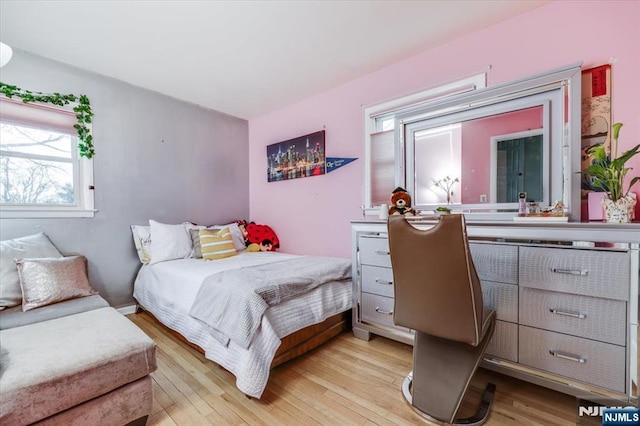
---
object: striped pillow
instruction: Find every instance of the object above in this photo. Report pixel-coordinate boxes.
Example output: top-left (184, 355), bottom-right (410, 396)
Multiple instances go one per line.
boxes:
top-left (200, 228), bottom-right (237, 260)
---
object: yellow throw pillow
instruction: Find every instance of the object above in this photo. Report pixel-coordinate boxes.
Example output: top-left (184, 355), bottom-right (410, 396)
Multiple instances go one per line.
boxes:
top-left (200, 228), bottom-right (237, 260)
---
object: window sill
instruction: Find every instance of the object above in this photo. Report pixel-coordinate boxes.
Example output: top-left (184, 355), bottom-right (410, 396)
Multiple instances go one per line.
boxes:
top-left (0, 208), bottom-right (97, 219)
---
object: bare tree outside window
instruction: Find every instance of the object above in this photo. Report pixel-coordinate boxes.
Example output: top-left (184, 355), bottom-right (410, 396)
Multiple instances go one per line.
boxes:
top-left (0, 123), bottom-right (76, 206)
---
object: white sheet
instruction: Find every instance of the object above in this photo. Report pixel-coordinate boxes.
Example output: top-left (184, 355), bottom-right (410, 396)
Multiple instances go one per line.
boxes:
top-left (133, 252), bottom-right (352, 398)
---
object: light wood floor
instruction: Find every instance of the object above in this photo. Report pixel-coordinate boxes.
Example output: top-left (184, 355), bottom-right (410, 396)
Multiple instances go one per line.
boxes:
top-left (129, 312), bottom-right (584, 425)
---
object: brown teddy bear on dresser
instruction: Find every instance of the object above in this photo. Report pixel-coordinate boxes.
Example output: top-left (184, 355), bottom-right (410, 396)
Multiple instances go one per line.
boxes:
top-left (388, 187), bottom-right (418, 216)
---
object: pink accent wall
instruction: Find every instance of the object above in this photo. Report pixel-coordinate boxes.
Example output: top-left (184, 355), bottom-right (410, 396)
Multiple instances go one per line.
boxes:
top-left (249, 1), bottom-right (640, 257)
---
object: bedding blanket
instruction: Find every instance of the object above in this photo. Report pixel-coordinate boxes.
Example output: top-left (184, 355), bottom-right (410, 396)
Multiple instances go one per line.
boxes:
top-left (188, 256), bottom-right (351, 349)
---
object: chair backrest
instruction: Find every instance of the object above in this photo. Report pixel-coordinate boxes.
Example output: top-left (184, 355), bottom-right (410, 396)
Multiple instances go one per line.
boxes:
top-left (387, 214), bottom-right (485, 346)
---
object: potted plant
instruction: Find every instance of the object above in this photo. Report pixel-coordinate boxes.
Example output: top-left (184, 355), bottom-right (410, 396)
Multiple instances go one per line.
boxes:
top-left (582, 122), bottom-right (640, 223)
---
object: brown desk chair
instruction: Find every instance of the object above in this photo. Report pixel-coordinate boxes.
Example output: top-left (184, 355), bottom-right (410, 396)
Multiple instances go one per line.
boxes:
top-left (387, 214), bottom-right (496, 425)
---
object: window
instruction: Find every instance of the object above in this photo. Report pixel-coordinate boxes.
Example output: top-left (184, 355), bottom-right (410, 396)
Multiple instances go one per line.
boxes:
top-left (0, 97), bottom-right (94, 218)
top-left (362, 74), bottom-right (486, 212)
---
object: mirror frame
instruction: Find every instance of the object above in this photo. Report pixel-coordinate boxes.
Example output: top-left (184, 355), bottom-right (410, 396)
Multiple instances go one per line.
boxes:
top-left (395, 63), bottom-right (582, 221)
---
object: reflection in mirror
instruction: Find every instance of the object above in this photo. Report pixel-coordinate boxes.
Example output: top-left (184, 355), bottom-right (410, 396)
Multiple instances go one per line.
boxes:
top-left (413, 124), bottom-right (461, 205)
top-left (492, 128), bottom-right (543, 203)
top-left (412, 104), bottom-right (548, 207)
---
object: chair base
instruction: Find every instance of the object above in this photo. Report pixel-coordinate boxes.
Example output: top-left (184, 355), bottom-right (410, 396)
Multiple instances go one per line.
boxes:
top-left (402, 371), bottom-right (496, 426)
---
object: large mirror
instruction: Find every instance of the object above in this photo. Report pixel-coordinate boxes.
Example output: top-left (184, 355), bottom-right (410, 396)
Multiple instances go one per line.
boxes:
top-left (397, 64), bottom-right (582, 220)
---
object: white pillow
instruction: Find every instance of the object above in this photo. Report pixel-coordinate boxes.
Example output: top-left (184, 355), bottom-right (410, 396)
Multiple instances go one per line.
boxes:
top-left (130, 225), bottom-right (151, 264)
top-left (147, 220), bottom-right (193, 265)
top-left (215, 222), bottom-right (246, 252)
top-left (0, 233), bottom-right (63, 310)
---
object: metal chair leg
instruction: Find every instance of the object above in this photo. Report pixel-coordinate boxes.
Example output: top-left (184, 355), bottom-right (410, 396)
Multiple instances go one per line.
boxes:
top-left (402, 371), bottom-right (496, 426)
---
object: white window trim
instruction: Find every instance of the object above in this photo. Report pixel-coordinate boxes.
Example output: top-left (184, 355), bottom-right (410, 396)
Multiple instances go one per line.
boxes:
top-left (0, 99), bottom-right (95, 219)
top-left (363, 73), bottom-right (486, 214)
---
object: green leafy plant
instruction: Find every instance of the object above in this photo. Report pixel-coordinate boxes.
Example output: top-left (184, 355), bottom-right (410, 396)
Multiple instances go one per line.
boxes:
top-left (0, 82), bottom-right (94, 158)
top-left (582, 123), bottom-right (639, 202)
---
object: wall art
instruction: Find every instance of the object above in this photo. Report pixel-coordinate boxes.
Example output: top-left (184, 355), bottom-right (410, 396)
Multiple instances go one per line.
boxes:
top-left (267, 130), bottom-right (325, 182)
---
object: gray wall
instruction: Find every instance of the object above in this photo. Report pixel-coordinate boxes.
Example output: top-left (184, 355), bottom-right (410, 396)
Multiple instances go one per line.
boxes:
top-left (0, 50), bottom-right (249, 308)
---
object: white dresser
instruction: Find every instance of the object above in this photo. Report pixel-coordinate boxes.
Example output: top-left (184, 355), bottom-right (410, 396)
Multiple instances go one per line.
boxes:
top-left (351, 219), bottom-right (640, 405)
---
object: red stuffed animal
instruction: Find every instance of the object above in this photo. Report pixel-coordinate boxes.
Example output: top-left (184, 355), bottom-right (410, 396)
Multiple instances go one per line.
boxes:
top-left (244, 222), bottom-right (280, 251)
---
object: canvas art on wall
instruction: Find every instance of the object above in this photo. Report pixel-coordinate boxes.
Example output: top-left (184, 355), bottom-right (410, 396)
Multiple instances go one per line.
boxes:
top-left (267, 130), bottom-right (325, 182)
top-left (581, 64), bottom-right (612, 220)
top-left (581, 64), bottom-right (612, 198)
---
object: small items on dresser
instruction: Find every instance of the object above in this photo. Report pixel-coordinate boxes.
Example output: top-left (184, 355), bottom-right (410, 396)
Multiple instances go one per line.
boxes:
top-left (513, 200), bottom-right (567, 222)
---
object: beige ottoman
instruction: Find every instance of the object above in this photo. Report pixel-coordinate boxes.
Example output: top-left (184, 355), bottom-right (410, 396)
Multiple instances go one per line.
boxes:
top-left (0, 307), bottom-right (157, 425)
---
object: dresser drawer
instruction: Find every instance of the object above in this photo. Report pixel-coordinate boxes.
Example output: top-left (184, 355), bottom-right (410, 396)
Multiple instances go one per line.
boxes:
top-left (359, 236), bottom-right (391, 268)
top-left (481, 280), bottom-right (518, 323)
top-left (469, 243), bottom-right (518, 284)
top-left (519, 326), bottom-right (625, 393)
top-left (519, 247), bottom-right (629, 301)
top-left (362, 265), bottom-right (394, 298)
top-left (519, 287), bottom-right (626, 346)
top-left (485, 320), bottom-right (517, 362)
top-left (361, 293), bottom-right (409, 332)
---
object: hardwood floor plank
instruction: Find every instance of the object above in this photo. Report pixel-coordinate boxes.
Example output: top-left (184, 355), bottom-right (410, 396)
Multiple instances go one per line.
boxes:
top-left (259, 383), bottom-right (322, 426)
top-left (293, 366), bottom-right (419, 425)
top-left (154, 351), bottom-right (215, 417)
top-left (128, 313), bottom-right (581, 425)
top-left (270, 367), bottom-right (368, 425)
top-left (147, 408), bottom-right (178, 426)
top-left (165, 399), bottom-right (214, 426)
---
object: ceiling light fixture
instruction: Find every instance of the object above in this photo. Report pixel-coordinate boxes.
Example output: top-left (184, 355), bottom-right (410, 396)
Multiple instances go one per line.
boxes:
top-left (0, 42), bottom-right (13, 68)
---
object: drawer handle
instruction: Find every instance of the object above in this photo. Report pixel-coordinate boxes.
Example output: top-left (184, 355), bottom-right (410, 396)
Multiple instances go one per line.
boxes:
top-left (548, 350), bottom-right (586, 364)
top-left (549, 308), bottom-right (586, 319)
top-left (550, 268), bottom-right (588, 276)
top-left (375, 250), bottom-right (390, 256)
top-left (375, 278), bottom-right (393, 285)
top-left (375, 307), bottom-right (394, 315)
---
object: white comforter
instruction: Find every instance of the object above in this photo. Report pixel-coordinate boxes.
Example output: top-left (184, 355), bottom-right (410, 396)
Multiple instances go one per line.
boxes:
top-left (133, 252), bottom-right (352, 398)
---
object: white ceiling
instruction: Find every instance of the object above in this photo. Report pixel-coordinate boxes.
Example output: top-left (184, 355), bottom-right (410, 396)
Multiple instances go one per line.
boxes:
top-left (0, 0), bottom-right (548, 120)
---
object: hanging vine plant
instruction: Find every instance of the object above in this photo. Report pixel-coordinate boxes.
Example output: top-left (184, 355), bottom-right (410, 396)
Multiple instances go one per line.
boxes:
top-left (0, 82), bottom-right (95, 158)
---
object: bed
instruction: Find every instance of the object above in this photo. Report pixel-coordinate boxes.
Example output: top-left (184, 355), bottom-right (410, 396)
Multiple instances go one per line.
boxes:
top-left (133, 251), bottom-right (352, 398)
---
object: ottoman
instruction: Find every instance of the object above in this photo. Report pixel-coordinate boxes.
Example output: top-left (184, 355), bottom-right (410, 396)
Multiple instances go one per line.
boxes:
top-left (0, 307), bottom-right (157, 425)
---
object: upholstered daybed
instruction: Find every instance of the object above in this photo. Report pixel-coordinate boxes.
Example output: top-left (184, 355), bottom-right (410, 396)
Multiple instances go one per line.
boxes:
top-left (0, 233), bottom-right (157, 425)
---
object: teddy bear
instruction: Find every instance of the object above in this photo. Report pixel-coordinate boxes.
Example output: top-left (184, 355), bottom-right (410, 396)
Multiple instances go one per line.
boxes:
top-left (388, 187), bottom-right (418, 216)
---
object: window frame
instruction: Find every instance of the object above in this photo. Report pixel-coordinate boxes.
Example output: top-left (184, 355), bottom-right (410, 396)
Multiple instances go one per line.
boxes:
top-left (362, 73), bottom-right (486, 214)
top-left (0, 98), bottom-right (95, 219)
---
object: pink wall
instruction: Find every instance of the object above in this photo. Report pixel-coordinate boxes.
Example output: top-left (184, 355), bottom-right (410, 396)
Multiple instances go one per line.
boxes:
top-left (249, 1), bottom-right (640, 258)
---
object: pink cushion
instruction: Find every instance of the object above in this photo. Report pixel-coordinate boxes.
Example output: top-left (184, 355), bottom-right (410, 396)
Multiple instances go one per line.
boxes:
top-left (0, 308), bottom-right (156, 424)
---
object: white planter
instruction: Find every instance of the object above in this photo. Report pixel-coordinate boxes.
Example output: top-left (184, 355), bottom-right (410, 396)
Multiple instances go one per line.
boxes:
top-left (602, 193), bottom-right (637, 223)
top-left (588, 191), bottom-right (605, 220)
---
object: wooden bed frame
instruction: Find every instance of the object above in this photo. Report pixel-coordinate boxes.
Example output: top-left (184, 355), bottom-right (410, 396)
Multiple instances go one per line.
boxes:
top-left (137, 306), bottom-right (352, 368)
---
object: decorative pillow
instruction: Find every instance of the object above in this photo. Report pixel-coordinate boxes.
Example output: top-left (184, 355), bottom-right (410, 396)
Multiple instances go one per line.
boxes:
top-left (200, 228), bottom-right (237, 260)
top-left (189, 229), bottom-right (204, 258)
top-left (16, 256), bottom-right (97, 312)
top-left (130, 225), bottom-right (152, 264)
top-left (214, 222), bottom-right (247, 252)
top-left (0, 233), bottom-right (63, 310)
top-left (147, 220), bottom-right (193, 265)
